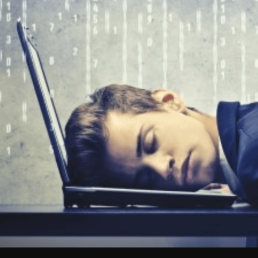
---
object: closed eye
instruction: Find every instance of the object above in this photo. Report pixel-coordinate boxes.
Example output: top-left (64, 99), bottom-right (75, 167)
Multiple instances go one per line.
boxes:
top-left (144, 131), bottom-right (158, 154)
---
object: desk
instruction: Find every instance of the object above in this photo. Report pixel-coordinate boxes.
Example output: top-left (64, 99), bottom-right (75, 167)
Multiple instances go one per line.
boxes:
top-left (0, 204), bottom-right (257, 247)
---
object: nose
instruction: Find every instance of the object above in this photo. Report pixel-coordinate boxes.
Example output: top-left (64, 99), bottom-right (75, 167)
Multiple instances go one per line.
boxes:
top-left (143, 154), bottom-right (175, 180)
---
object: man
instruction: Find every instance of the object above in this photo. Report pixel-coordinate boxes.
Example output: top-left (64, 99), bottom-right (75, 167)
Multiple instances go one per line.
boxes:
top-left (65, 84), bottom-right (258, 206)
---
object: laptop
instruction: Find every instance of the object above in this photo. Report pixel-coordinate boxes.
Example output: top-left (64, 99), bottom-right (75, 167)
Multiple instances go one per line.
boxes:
top-left (17, 19), bottom-right (237, 208)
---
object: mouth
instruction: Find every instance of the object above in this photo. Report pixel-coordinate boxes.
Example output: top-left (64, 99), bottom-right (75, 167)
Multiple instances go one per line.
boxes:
top-left (181, 152), bottom-right (192, 186)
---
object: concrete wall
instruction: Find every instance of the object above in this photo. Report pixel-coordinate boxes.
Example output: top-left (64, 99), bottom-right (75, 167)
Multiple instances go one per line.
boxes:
top-left (0, 0), bottom-right (256, 247)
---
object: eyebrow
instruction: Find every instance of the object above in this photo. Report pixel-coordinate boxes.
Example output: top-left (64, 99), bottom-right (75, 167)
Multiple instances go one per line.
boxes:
top-left (136, 125), bottom-right (144, 158)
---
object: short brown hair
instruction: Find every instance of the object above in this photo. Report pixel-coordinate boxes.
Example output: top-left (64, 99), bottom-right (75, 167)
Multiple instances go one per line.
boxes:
top-left (65, 84), bottom-right (164, 186)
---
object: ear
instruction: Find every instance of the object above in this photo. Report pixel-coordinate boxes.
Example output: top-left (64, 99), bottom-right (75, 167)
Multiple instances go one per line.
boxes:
top-left (152, 89), bottom-right (187, 114)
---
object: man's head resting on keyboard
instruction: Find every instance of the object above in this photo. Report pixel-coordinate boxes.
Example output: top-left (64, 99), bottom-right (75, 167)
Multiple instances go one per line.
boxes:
top-left (65, 84), bottom-right (220, 192)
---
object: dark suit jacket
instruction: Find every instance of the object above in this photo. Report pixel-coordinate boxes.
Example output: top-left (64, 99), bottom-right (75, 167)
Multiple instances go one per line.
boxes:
top-left (217, 101), bottom-right (258, 206)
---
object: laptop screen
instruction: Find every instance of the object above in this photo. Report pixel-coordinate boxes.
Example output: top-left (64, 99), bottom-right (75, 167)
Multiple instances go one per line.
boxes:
top-left (17, 19), bottom-right (71, 186)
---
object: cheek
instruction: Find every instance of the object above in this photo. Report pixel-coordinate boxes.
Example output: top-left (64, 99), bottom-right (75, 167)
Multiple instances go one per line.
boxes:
top-left (162, 120), bottom-right (205, 149)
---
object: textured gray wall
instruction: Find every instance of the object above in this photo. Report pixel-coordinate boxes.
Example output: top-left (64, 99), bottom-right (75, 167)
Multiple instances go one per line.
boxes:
top-left (1, 0), bottom-right (253, 248)
top-left (1, 0), bottom-right (258, 204)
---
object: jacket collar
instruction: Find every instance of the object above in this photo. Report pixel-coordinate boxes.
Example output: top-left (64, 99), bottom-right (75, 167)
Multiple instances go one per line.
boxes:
top-left (217, 102), bottom-right (240, 173)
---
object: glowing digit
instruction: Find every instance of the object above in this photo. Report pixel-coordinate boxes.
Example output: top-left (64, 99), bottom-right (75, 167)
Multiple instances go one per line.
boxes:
top-left (6, 124), bottom-right (11, 133)
top-left (6, 35), bottom-right (11, 44)
top-left (6, 57), bottom-right (11, 66)
top-left (32, 24), bottom-right (37, 32)
top-left (73, 14), bottom-right (78, 22)
top-left (148, 15), bottom-right (152, 24)
top-left (221, 4), bottom-right (225, 13)
top-left (187, 23), bottom-right (191, 32)
top-left (147, 4), bottom-right (152, 13)
top-left (221, 71), bottom-right (225, 81)
top-left (50, 23), bottom-right (54, 32)
top-left (93, 4), bottom-right (98, 13)
top-left (58, 12), bottom-right (62, 21)
top-left (255, 60), bottom-right (258, 68)
top-left (6, 13), bottom-right (11, 22)
top-left (49, 56), bottom-right (55, 66)
top-left (93, 59), bottom-right (98, 68)
top-left (7, 147), bottom-right (11, 156)
top-left (221, 60), bottom-right (226, 69)
top-left (6, 69), bottom-right (11, 77)
top-left (221, 37), bottom-right (226, 47)
top-left (22, 102), bottom-right (27, 113)
top-left (73, 48), bottom-right (78, 56)
top-left (6, 2), bottom-right (11, 11)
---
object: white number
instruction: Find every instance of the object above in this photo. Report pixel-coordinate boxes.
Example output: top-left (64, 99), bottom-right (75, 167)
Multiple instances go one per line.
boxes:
top-left (221, 60), bottom-right (226, 69)
top-left (49, 56), bottom-right (55, 66)
top-left (58, 12), bottom-right (62, 21)
top-left (50, 23), bottom-right (54, 32)
top-left (7, 2), bottom-right (11, 11)
top-left (255, 60), bottom-right (258, 68)
top-left (32, 24), bottom-right (37, 32)
top-left (6, 69), bottom-right (11, 77)
top-left (6, 35), bottom-right (11, 44)
top-left (221, 71), bottom-right (225, 81)
top-left (73, 48), bottom-right (78, 56)
top-left (221, 37), bottom-right (226, 47)
top-left (73, 14), bottom-right (78, 23)
top-left (148, 15), bottom-right (152, 24)
top-left (6, 57), bottom-right (11, 67)
top-left (93, 59), bottom-right (98, 68)
top-left (22, 102), bottom-right (27, 113)
top-left (187, 23), bottom-right (191, 32)
top-left (6, 124), bottom-right (11, 133)
top-left (169, 13), bottom-right (173, 22)
top-left (6, 13), bottom-right (11, 22)
top-left (23, 70), bottom-right (26, 83)
top-left (221, 4), bottom-right (225, 13)
top-left (93, 4), bottom-right (98, 13)
top-left (147, 4), bottom-right (152, 13)
top-left (7, 147), bottom-right (11, 156)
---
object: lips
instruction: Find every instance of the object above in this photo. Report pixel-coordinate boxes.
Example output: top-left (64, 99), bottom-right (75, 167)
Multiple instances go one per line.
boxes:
top-left (181, 152), bottom-right (191, 185)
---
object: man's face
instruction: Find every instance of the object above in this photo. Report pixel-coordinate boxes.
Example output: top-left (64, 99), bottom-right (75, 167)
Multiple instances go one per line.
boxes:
top-left (103, 90), bottom-right (219, 192)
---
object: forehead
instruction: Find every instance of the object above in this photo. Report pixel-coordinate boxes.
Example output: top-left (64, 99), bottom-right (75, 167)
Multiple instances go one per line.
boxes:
top-left (105, 111), bottom-right (140, 171)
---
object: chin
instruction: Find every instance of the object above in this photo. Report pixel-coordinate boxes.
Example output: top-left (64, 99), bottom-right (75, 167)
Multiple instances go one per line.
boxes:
top-left (186, 166), bottom-right (216, 191)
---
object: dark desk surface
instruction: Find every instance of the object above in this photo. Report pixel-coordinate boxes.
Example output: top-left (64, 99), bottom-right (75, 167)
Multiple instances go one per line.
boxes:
top-left (0, 203), bottom-right (258, 237)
